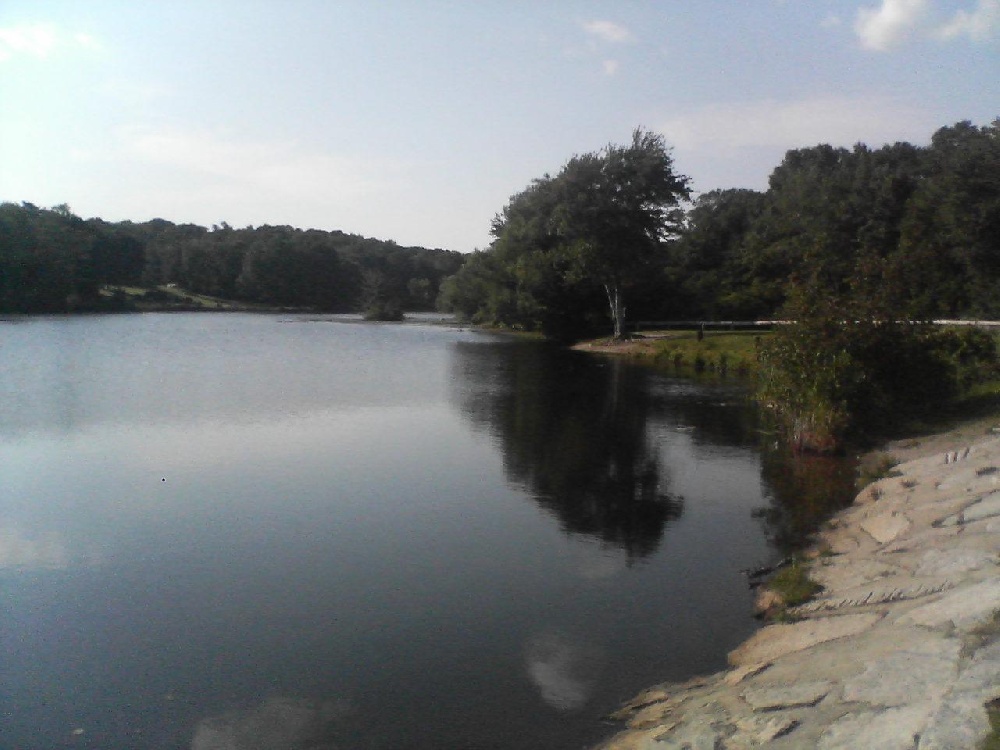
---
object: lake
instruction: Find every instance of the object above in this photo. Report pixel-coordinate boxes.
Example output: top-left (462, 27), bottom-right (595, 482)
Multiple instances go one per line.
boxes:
top-left (0, 314), bottom-right (854, 749)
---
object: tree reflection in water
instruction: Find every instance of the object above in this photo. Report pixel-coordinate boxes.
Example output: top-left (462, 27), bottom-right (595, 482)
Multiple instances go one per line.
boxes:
top-left (451, 338), bottom-right (859, 559)
top-left (451, 339), bottom-right (683, 561)
top-left (755, 444), bottom-right (859, 553)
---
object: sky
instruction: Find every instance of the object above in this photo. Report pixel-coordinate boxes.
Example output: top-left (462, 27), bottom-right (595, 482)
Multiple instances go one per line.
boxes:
top-left (0, 1), bottom-right (997, 252)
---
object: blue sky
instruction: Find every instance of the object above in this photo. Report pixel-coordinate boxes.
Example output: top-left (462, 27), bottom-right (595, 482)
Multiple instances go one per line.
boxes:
top-left (1, 1), bottom-right (997, 252)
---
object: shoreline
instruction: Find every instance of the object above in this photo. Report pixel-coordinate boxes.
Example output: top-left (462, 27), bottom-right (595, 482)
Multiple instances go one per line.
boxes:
top-left (594, 421), bottom-right (1000, 749)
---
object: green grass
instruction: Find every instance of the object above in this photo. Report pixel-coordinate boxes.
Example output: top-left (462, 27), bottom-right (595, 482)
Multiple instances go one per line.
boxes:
top-left (768, 561), bottom-right (823, 608)
top-left (101, 284), bottom-right (264, 310)
top-left (644, 330), bottom-right (766, 376)
top-left (983, 697), bottom-right (1000, 750)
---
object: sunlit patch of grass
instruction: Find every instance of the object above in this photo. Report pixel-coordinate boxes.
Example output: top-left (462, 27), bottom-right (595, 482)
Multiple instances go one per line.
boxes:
top-left (769, 560), bottom-right (823, 608)
top-left (648, 330), bottom-right (766, 377)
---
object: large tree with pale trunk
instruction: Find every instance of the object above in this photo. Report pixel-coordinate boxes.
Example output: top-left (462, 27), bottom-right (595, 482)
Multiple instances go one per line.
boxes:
top-left (485, 128), bottom-right (690, 339)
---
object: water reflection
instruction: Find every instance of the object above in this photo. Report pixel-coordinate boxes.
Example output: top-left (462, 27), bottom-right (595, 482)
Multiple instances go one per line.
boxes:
top-left (191, 696), bottom-right (353, 750)
top-left (755, 445), bottom-right (859, 553)
top-left (0, 316), bottom-right (855, 750)
top-left (0, 522), bottom-right (70, 569)
top-left (0, 314), bottom-right (466, 439)
top-left (451, 341), bottom-right (683, 559)
top-left (566, 541), bottom-right (630, 581)
top-left (524, 631), bottom-right (604, 712)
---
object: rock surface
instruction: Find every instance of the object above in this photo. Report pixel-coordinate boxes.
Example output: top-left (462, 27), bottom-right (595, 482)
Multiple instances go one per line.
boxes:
top-left (595, 434), bottom-right (1000, 749)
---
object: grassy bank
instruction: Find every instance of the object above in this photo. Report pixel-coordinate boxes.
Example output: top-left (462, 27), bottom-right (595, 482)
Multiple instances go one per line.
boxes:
top-left (577, 329), bottom-right (766, 377)
top-left (100, 285), bottom-right (308, 312)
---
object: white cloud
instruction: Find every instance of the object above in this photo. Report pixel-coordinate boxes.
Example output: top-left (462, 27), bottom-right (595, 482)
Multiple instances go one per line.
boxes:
top-left (0, 23), bottom-right (103, 62)
top-left (854, 0), bottom-right (929, 51)
top-left (0, 523), bottom-right (69, 569)
top-left (0, 24), bottom-right (58, 62)
top-left (659, 95), bottom-right (932, 152)
top-left (73, 32), bottom-right (104, 52)
top-left (822, 14), bottom-right (843, 28)
top-left (525, 632), bottom-right (602, 711)
top-left (854, 0), bottom-right (1000, 50)
top-left (581, 19), bottom-right (632, 44)
top-left (936, 0), bottom-right (1000, 41)
top-left (602, 59), bottom-right (620, 76)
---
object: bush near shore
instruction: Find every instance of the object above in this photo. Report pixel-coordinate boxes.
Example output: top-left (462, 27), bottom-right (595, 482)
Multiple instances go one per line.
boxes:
top-left (584, 319), bottom-right (1000, 454)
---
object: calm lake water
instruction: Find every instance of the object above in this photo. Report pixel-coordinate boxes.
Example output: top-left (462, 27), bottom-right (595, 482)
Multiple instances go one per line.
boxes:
top-left (0, 314), bottom-right (854, 749)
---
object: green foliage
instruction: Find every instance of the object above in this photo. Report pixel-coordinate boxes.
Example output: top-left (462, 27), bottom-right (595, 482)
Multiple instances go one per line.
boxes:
top-left (6, 119), bottom-right (999, 325)
top-left (363, 302), bottom-right (404, 321)
top-left (984, 700), bottom-right (1000, 750)
top-left (0, 202), bottom-right (463, 314)
top-left (649, 331), bottom-right (762, 376)
top-left (441, 128), bottom-right (690, 340)
top-left (665, 119), bottom-right (1000, 323)
top-left (768, 560), bottom-right (822, 608)
top-left (670, 189), bottom-right (774, 319)
top-left (445, 117), bottom-right (998, 335)
top-left (756, 274), bottom-right (998, 452)
top-left (0, 202), bottom-right (101, 312)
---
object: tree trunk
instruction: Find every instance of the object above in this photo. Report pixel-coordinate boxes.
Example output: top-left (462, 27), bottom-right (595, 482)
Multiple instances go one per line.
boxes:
top-left (605, 283), bottom-right (625, 339)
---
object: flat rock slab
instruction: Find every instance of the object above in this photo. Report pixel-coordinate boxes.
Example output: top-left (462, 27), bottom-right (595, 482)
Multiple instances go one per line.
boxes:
top-left (963, 490), bottom-right (1000, 523)
top-left (723, 662), bottom-right (770, 687)
top-left (729, 613), bottom-right (882, 666)
top-left (897, 578), bottom-right (1000, 631)
top-left (741, 680), bottom-right (833, 711)
top-left (733, 715), bottom-right (800, 744)
top-left (841, 643), bottom-right (959, 707)
top-left (938, 490), bottom-right (1000, 527)
top-left (861, 513), bottom-right (911, 544)
top-left (650, 721), bottom-right (723, 749)
top-left (920, 642), bottom-right (1000, 749)
top-left (811, 558), bottom-right (904, 591)
top-left (818, 705), bottom-right (932, 750)
top-left (914, 548), bottom-right (997, 577)
top-left (937, 468), bottom-right (985, 491)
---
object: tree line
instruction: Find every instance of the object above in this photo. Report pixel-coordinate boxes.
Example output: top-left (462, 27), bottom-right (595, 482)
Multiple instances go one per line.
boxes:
top-left (4, 118), bottom-right (997, 332)
top-left (0, 203), bottom-right (463, 315)
top-left (441, 119), bottom-right (1000, 339)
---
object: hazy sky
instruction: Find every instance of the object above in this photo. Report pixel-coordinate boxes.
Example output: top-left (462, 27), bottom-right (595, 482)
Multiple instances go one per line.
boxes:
top-left (1, 1), bottom-right (997, 252)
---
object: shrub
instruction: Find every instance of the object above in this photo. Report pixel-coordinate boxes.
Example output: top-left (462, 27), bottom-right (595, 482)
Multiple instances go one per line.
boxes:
top-left (768, 561), bottom-right (822, 607)
top-left (363, 301), bottom-right (404, 321)
top-left (757, 278), bottom-right (972, 452)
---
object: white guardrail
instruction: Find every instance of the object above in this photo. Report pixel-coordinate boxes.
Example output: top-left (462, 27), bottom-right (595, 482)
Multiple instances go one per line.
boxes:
top-left (632, 320), bottom-right (1000, 330)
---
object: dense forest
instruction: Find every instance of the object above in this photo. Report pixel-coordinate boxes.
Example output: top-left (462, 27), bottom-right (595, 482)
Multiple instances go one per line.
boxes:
top-left (2, 119), bottom-right (997, 330)
top-left (441, 119), bottom-right (1000, 339)
top-left (0, 203), bottom-right (463, 316)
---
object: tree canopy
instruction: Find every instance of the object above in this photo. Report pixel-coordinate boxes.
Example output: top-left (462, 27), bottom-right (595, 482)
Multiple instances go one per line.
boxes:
top-left (0, 204), bottom-right (463, 314)
top-left (442, 128), bottom-right (691, 340)
top-left (441, 118), bottom-right (1000, 336)
top-left (5, 118), bottom-right (998, 328)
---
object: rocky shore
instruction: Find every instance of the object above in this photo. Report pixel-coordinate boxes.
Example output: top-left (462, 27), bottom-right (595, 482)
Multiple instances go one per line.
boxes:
top-left (596, 430), bottom-right (1000, 749)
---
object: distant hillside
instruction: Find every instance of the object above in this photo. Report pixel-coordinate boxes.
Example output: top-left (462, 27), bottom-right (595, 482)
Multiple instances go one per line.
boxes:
top-left (0, 203), bottom-right (464, 315)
